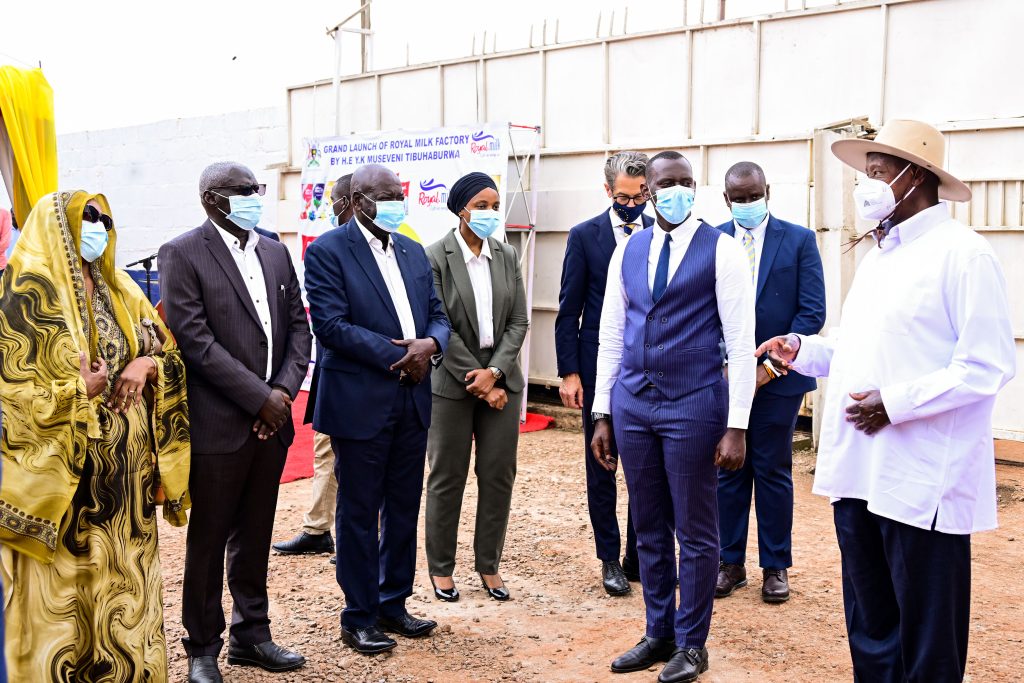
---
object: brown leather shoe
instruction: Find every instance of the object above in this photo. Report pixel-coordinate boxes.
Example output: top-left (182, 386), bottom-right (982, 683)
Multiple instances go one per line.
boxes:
top-left (761, 568), bottom-right (790, 603)
top-left (714, 562), bottom-right (746, 598)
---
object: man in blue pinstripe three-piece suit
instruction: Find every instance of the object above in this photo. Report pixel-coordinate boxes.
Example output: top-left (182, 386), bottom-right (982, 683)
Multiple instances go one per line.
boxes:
top-left (591, 151), bottom-right (757, 683)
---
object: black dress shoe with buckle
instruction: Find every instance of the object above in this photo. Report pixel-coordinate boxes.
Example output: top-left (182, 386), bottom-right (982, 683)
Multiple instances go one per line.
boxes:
top-left (762, 568), bottom-right (790, 603)
top-left (378, 612), bottom-right (438, 638)
top-left (622, 556), bottom-right (641, 583)
top-left (602, 560), bottom-right (631, 596)
top-left (188, 656), bottom-right (223, 683)
top-left (226, 641), bottom-right (305, 672)
top-left (272, 531), bottom-right (334, 555)
top-left (658, 647), bottom-right (709, 683)
top-left (714, 562), bottom-right (747, 598)
top-left (610, 635), bottom-right (676, 673)
top-left (341, 625), bottom-right (398, 655)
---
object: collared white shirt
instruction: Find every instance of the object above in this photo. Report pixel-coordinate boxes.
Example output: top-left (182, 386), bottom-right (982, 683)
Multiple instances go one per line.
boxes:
top-left (608, 206), bottom-right (647, 245)
top-left (594, 214), bottom-right (756, 429)
top-left (356, 217), bottom-right (417, 340)
top-left (454, 229), bottom-right (495, 349)
top-left (732, 211), bottom-right (770, 286)
top-left (214, 221), bottom-right (273, 381)
top-left (792, 203), bottom-right (1015, 534)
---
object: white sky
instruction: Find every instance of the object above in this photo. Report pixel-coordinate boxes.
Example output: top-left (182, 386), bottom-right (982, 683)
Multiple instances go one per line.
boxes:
top-left (0, 0), bottom-right (747, 135)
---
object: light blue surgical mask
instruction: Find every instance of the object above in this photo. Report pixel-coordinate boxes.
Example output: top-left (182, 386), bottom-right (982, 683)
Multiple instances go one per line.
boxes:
top-left (466, 209), bottom-right (502, 239)
top-left (80, 221), bottom-right (109, 263)
top-left (653, 184), bottom-right (695, 225)
top-left (215, 192), bottom-right (263, 231)
top-left (330, 213), bottom-right (339, 228)
top-left (730, 197), bottom-right (768, 228)
top-left (370, 200), bottom-right (406, 233)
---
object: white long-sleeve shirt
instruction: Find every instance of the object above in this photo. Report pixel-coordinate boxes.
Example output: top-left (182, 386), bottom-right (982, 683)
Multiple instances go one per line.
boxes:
top-left (793, 203), bottom-right (1015, 534)
top-left (214, 222), bottom-right (273, 380)
top-left (593, 215), bottom-right (756, 429)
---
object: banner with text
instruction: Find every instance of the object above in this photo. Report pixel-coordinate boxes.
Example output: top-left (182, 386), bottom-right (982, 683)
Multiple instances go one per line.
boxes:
top-left (299, 122), bottom-right (510, 254)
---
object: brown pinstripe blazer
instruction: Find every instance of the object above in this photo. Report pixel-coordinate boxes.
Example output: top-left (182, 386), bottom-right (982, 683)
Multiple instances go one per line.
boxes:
top-left (158, 220), bottom-right (312, 454)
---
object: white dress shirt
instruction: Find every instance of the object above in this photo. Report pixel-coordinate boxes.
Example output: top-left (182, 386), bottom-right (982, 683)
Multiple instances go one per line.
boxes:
top-left (608, 206), bottom-right (646, 245)
top-left (792, 203), bottom-right (1015, 534)
top-left (356, 217), bottom-right (417, 340)
top-left (454, 229), bottom-right (495, 349)
top-left (732, 212), bottom-right (770, 285)
top-left (214, 222), bottom-right (273, 381)
top-left (594, 214), bottom-right (757, 429)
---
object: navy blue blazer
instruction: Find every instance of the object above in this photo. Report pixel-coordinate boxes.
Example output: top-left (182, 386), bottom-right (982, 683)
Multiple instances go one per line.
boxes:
top-left (303, 218), bottom-right (451, 440)
top-left (717, 214), bottom-right (826, 397)
top-left (555, 210), bottom-right (655, 388)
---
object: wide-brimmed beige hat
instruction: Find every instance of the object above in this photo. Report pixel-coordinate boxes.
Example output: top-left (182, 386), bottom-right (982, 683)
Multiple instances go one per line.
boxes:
top-left (831, 119), bottom-right (971, 202)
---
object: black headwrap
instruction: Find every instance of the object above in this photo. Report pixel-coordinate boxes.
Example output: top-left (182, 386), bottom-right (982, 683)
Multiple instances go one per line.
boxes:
top-left (447, 172), bottom-right (498, 216)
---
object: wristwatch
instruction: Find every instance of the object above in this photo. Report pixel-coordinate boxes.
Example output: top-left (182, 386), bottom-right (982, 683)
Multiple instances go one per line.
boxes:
top-left (591, 412), bottom-right (611, 423)
top-left (488, 366), bottom-right (504, 380)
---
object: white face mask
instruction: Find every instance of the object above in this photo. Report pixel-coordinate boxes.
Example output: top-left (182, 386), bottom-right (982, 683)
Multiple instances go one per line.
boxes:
top-left (853, 163), bottom-right (916, 222)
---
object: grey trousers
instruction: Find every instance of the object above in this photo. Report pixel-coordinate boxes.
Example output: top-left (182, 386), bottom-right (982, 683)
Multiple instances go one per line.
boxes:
top-left (425, 391), bottom-right (521, 576)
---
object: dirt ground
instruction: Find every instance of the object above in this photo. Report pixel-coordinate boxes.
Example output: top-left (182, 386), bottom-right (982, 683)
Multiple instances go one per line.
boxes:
top-left (159, 429), bottom-right (1024, 682)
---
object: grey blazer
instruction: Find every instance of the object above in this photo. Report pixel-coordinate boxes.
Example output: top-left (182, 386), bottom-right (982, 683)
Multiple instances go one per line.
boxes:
top-left (426, 229), bottom-right (529, 401)
top-left (159, 220), bottom-right (313, 454)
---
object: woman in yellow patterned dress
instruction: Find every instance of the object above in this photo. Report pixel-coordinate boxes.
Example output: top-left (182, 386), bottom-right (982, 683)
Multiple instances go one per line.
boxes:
top-left (0, 191), bottom-right (191, 682)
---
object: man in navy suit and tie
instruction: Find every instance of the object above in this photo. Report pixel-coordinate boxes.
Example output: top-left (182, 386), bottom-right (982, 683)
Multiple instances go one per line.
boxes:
top-left (303, 164), bottom-right (450, 656)
top-left (555, 151), bottom-right (655, 597)
top-left (714, 161), bottom-right (826, 603)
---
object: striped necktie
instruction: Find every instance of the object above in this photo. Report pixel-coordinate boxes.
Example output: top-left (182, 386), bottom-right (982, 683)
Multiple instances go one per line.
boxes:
top-left (623, 222), bottom-right (637, 236)
top-left (741, 229), bottom-right (756, 284)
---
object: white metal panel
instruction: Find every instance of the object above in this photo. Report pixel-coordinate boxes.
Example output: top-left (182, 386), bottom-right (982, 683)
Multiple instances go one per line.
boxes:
top-left (337, 77), bottom-right (379, 135)
top-left (443, 62), bottom-right (478, 126)
top-left (609, 35), bottom-right (689, 146)
top-left (947, 129), bottom-right (1024, 181)
top-left (288, 85), bottom-right (337, 167)
top-left (380, 69), bottom-right (442, 130)
top-left (885, 0), bottom-right (1024, 123)
top-left (759, 9), bottom-right (882, 135)
top-left (691, 25), bottom-right (757, 138)
top-left (485, 54), bottom-right (543, 128)
top-left (534, 153), bottom-right (607, 192)
top-left (545, 46), bottom-right (605, 149)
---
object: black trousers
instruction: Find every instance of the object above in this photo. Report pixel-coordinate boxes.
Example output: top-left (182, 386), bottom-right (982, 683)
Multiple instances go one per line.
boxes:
top-left (833, 499), bottom-right (971, 683)
top-left (182, 433), bottom-right (288, 657)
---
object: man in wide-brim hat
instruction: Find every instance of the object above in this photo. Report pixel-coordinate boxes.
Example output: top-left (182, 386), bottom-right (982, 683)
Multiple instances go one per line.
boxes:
top-left (757, 119), bottom-right (1015, 682)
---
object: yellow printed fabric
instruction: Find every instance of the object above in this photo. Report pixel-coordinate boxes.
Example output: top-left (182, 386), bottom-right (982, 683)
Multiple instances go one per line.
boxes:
top-left (0, 191), bottom-right (190, 682)
top-left (741, 228), bottom-right (757, 284)
top-left (0, 67), bottom-right (57, 224)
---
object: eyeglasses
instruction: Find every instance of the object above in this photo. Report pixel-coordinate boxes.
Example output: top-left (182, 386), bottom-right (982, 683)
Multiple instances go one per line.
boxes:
top-left (210, 183), bottom-right (267, 197)
top-left (82, 204), bottom-right (113, 231)
top-left (611, 192), bottom-right (648, 207)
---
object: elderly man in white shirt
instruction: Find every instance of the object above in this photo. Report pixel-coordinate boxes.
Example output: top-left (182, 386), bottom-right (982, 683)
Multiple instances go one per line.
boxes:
top-left (758, 120), bottom-right (1015, 683)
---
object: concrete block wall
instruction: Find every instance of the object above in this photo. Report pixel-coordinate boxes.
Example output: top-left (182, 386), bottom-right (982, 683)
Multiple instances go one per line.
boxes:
top-left (58, 107), bottom-right (288, 267)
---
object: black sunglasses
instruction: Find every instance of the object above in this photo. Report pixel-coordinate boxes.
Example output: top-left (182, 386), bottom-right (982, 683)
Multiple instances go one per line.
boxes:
top-left (210, 183), bottom-right (267, 197)
top-left (82, 205), bottom-right (113, 231)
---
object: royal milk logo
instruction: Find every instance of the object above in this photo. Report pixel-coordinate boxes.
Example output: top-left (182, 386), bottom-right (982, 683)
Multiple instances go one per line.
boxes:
top-left (418, 179), bottom-right (449, 210)
top-left (470, 130), bottom-right (501, 156)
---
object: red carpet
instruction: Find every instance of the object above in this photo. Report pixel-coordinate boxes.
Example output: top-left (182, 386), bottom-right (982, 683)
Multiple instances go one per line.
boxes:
top-left (281, 391), bottom-right (554, 484)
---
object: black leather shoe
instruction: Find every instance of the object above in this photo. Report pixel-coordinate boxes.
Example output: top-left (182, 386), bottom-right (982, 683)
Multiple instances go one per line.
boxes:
top-left (714, 562), bottom-right (747, 598)
top-left (430, 576), bottom-right (460, 602)
top-left (341, 625), bottom-right (397, 655)
top-left (272, 531), bottom-right (334, 555)
top-left (658, 647), bottom-right (709, 682)
top-left (226, 641), bottom-right (305, 672)
top-left (762, 568), bottom-right (790, 603)
top-left (622, 556), bottom-right (641, 583)
top-left (479, 573), bottom-right (510, 601)
top-left (188, 656), bottom-right (223, 683)
top-left (610, 636), bottom-right (675, 673)
top-left (378, 612), bottom-right (438, 638)
top-left (602, 560), bottom-right (631, 596)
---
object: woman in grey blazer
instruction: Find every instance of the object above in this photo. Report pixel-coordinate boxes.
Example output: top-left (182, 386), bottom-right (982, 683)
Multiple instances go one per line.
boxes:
top-left (424, 172), bottom-right (529, 602)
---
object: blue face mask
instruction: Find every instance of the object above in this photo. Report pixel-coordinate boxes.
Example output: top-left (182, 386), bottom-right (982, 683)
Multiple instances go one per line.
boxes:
top-left (80, 221), bottom-right (109, 263)
top-left (370, 200), bottom-right (405, 233)
top-left (466, 209), bottom-right (502, 239)
top-left (653, 185), bottom-right (695, 225)
top-left (330, 213), bottom-right (339, 228)
top-left (215, 192), bottom-right (263, 231)
top-left (612, 201), bottom-right (647, 224)
top-left (730, 197), bottom-right (768, 228)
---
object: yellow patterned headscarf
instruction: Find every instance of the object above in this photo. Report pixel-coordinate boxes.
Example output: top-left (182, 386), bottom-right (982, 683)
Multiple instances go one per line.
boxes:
top-left (0, 191), bottom-right (191, 563)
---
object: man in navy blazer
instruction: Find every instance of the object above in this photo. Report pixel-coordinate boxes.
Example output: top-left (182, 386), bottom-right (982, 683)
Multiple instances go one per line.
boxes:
top-left (555, 151), bottom-right (654, 596)
top-left (714, 161), bottom-right (826, 603)
top-left (303, 164), bottom-right (450, 656)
